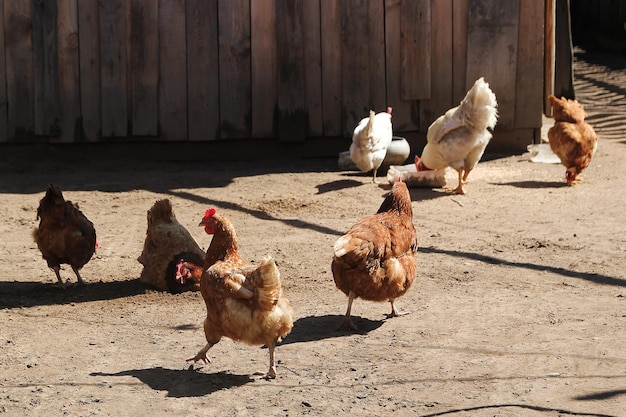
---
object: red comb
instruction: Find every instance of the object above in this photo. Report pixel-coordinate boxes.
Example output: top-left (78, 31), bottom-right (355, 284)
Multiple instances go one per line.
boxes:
top-left (203, 208), bottom-right (216, 219)
top-left (387, 107), bottom-right (393, 114)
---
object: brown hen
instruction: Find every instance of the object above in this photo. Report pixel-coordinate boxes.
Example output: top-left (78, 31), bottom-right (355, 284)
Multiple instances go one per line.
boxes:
top-left (331, 181), bottom-right (418, 330)
top-left (179, 209), bottom-right (293, 379)
top-left (137, 199), bottom-right (205, 293)
top-left (547, 95), bottom-right (598, 185)
top-left (33, 185), bottom-right (97, 286)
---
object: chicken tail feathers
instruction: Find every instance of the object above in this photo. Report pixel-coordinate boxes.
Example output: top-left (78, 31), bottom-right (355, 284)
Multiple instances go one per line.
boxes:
top-left (251, 256), bottom-right (282, 310)
top-left (147, 199), bottom-right (175, 226)
top-left (458, 77), bottom-right (498, 132)
top-left (36, 184), bottom-right (65, 220)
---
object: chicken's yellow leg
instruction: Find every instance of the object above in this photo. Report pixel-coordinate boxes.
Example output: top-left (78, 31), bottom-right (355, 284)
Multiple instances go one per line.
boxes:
top-left (452, 169), bottom-right (466, 195)
top-left (254, 341), bottom-right (278, 380)
top-left (387, 299), bottom-right (410, 318)
top-left (338, 291), bottom-right (358, 330)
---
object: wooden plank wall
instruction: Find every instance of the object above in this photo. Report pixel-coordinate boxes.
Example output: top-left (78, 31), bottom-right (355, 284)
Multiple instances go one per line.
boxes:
top-left (0, 0), bottom-right (546, 150)
top-left (0, 0), bottom-right (7, 140)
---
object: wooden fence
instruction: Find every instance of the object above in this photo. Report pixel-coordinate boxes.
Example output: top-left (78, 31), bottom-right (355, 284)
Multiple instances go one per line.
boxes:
top-left (0, 0), bottom-right (545, 151)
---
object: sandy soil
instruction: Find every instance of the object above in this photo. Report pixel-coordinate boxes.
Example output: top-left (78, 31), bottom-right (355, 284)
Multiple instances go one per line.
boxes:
top-left (1, 52), bottom-right (625, 416)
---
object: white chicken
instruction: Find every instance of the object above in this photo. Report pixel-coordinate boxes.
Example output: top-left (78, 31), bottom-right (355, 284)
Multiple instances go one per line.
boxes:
top-left (415, 78), bottom-right (498, 194)
top-left (350, 107), bottom-right (393, 183)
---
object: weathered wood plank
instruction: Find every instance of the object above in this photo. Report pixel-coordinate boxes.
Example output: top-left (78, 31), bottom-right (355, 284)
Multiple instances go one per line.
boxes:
top-left (277, 0), bottom-right (306, 141)
top-left (401, 0), bottom-right (430, 101)
top-left (32, 0), bottom-right (59, 137)
top-left (466, 0), bottom-right (519, 128)
top-left (0, 0), bottom-right (8, 141)
top-left (368, 0), bottom-right (386, 114)
top-left (452, 0), bottom-right (468, 104)
top-left (251, 0), bottom-right (277, 138)
top-left (544, 0), bottom-right (554, 116)
top-left (99, 0), bottom-right (128, 137)
top-left (218, 0), bottom-right (251, 139)
top-left (303, 0), bottom-right (323, 137)
top-left (515, 0), bottom-right (544, 129)
top-left (342, 0), bottom-right (370, 137)
top-left (4, 1), bottom-right (35, 141)
top-left (385, 0), bottom-right (418, 132)
top-left (419, 0), bottom-right (453, 131)
top-left (320, 0), bottom-right (342, 136)
top-left (158, 0), bottom-right (187, 140)
top-left (554, 0), bottom-right (573, 99)
top-left (130, 0), bottom-right (158, 136)
top-left (187, 0), bottom-right (219, 141)
top-left (78, 0), bottom-right (100, 141)
top-left (57, 0), bottom-right (81, 142)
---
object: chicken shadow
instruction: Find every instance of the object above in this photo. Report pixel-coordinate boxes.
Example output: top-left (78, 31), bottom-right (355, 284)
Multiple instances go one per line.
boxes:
top-left (574, 388), bottom-right (626, 401)
top-left (0, 278), bottom-right (148, 309)
top-left (418, 403), bottom-right (618, 417)
top-left (495, 180), bottom-right (566, 189)
top-left (324, 175), bottom-right (450, 201)
top-left (316, 179), bottom-right (365, 194)
top-left (90, 367), bottom-right (252, 398)
top-left (280, 314), bottom-right (385, 345)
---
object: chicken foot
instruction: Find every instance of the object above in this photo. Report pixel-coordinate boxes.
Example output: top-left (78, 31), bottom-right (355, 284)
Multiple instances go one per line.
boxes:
top-left (253, 341), bottom-right (277, 380)
top-left (386, 299), bottom-right (410, 318)
top-left (337, 291), bottom-right (358, 330)
top-left (445, 169), bottom-right (469, 195)
top-left (186, 342), bottom-right (214, 364)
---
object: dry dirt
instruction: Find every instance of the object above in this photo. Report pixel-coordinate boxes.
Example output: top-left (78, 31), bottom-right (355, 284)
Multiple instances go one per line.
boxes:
top-left (1, 55), bottom-right (626, 417)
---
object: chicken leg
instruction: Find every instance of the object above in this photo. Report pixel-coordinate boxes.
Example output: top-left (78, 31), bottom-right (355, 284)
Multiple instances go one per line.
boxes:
top-left (253, 341), bottom-right (278, 380)
top-left (52, 266), bottom-right (65, 286)
top-left (71, 266), bottom-right (86, 285)
top-left (337, 291), bottom-right (358, 330)
top-left (446, 169), bottom-right (467, 195)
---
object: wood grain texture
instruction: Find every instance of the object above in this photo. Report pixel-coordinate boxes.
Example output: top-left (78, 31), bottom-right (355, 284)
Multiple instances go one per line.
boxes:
top-left (466, 0), bottom-right (519, 129)
top-left (515, 0), bottom-right (544, 129)
top-left (78, 0), bottom-right (101, 141)
top-left (158, 0), bottom-right (187, 140)
top-left (401, 0), bottom-right (430, 101)
top-left (452, 0), bottom-right (468, 104)
top-left (385, 0), bottom-right (419, 132)
top-left (303, 0), bottom-right (323, 137)
top-left (0, 0), bottom-right (8, 141)
top-left (218, 0), bottom-right (251, 139)
top-left (277, 0), bottom-right (306, 141)
top-left (251, 0), bottom-right (277, 138)
top-left (4, 1), bottom-right (35, 141)
top-left (321, 0), bottom-right (342, 137)
top-left (32, 0), bottom-right (59, 136)
top-left (100, 0), bottom-right (128, 137)
top-left (130, 0), bottom-right (158, 136)
top-left (187, 0), bottom-right (219, 141)
top-left (57, 0), bottom-right (81, 142)
top-left (419, 0), bottom-right (454, 131)
top-left (341, 0), bottom-right (370, 137)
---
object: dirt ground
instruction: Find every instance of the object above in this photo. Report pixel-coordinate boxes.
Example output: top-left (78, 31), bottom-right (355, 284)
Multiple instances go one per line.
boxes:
top-left (1, 53), bottom-right (625, 417)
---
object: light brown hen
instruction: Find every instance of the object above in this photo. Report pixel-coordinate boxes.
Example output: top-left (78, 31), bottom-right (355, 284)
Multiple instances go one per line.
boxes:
top-left (547, 95), bottom-right (598, 186)
top-left (178, 209), bottom-right (293, 379)
top-left (331, 181), bottom-right (418, 330)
